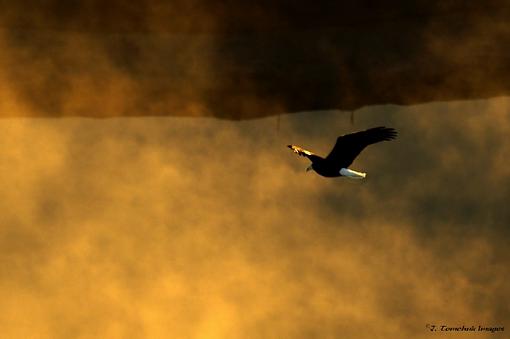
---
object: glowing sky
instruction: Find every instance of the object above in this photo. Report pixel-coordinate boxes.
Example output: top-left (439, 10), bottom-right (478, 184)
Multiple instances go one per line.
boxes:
top-left (0, 99), bottom-right (509, 338)
top-left (1, 2), bottom-right (509, 337)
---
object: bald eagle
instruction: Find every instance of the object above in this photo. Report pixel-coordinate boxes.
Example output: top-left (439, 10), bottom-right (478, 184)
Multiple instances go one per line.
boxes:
top-left (287, 126), bottom-right (397, 178)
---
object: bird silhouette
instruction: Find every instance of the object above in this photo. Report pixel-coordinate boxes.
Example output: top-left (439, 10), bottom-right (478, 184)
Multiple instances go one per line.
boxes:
top-left (288, 126), bottom-right (397, 178)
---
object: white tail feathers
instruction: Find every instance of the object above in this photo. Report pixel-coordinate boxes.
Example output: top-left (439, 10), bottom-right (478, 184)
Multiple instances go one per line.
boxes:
top-left (340, 168), bottom-right (367, 179)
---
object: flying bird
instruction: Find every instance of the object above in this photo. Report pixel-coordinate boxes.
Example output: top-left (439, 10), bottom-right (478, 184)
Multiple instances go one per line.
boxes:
top-left (287, 126), bottom-right (397, 178)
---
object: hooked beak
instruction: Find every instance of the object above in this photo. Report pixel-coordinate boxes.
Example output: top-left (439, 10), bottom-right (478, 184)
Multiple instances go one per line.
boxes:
top-left (306, 165), bottom-right (313, 172)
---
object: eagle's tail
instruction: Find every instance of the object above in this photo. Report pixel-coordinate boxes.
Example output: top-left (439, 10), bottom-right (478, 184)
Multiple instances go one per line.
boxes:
top-left (287, 145), bottom-right (314, 157)
top-left (340, 168), bottom-right (367, 179)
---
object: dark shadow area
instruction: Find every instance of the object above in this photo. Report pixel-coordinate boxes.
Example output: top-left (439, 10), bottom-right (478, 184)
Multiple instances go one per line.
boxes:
top-left (1, 1), bottom-right (510, 119)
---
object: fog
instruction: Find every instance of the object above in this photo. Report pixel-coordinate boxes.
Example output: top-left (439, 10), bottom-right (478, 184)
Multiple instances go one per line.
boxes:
top-left (2, 2), bottom-right (510, 119)
top-left (0, 2), bottom-right (509, 337)
top-left (0, 98), bottom-right (508, 338)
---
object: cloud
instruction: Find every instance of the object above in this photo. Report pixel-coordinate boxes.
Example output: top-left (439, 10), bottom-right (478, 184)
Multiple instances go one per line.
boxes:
top-left (3, 2), bottom-right (510, 120)
top-left (0, 98), bottom-right (509, 338)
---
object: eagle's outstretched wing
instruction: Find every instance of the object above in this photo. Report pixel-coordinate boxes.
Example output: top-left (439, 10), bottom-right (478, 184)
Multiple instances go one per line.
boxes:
top-left (325, 127), bottom-right (397, 168)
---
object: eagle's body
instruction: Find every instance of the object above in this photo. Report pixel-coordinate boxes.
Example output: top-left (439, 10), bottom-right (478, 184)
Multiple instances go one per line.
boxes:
top-left (288, 126), bottom-right (397, 178)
